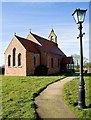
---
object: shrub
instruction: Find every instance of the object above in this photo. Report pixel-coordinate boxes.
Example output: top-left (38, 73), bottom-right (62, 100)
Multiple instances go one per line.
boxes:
top-left (34, 65), bottom-right (48, 76)
top-left (0, 66), bottom-right (5, 74)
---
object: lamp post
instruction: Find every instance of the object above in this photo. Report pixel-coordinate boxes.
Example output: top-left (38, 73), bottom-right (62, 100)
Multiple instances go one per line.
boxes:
top-left (72, 8), bottom-right (87, 108)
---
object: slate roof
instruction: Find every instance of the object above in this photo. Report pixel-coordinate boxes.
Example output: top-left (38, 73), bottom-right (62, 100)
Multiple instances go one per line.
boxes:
top-left (16, 35), bottom-right (39, 53)
top-left (31, 33), bottom-right (66, 56)
top-left (15, 32), bottom-right (66, 56)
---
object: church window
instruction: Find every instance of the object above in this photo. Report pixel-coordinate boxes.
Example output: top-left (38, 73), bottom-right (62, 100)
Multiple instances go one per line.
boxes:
top-left (58, 59), bottom-right (60, 67)
top-left (13, 48), bottom-right (16, 66)
top-left (51, 36), bottom-right (54, 41)
top-left (18, 53), bottom-right (22, 66)
top-left (8, 55), bottom-right (11, 67)
top-left (34, 55), bottom-right (36, 66)
top-left (51, 58), bottom-right (53, 68)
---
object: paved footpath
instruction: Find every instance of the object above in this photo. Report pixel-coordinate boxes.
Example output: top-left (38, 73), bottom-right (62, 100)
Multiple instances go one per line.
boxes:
top-left (35, 76), bottom-right (77, 119)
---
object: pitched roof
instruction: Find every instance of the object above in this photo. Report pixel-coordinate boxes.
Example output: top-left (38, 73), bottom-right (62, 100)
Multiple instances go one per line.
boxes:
top-left (62, 57), bottom-right (74, 64)
top-left (31, 33), bottom-right (66, 56)
top-left (15, 35), bottom-right (39, 53)
top-left (15, 32), bottom-right (66, 56)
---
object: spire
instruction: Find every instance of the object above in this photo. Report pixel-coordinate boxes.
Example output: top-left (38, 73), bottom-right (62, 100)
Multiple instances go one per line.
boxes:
top-left (29, 28), bottom-right (31, 33)
top-left (14, 33), bottom-right (16, 36)
top-left (51, 28), bottom-right (54, 33)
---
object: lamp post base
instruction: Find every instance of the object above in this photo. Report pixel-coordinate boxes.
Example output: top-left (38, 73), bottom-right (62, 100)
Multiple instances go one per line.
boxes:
top-left (78, 82), bottom-right (86, 109)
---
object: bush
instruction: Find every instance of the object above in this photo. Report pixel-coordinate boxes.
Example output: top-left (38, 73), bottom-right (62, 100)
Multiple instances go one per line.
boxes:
top-left (0, 67), bottom-right (5, 74)
top-left (34, 65), bottom-right (48, 76)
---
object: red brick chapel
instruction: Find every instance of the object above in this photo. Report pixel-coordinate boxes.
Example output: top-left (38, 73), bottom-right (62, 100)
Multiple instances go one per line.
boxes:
top-left (5, 29), bottom-right (74, 76)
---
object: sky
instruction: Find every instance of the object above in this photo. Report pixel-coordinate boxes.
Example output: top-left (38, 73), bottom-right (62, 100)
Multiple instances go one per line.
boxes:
top-left (0, 1), bottom-right (90, 66)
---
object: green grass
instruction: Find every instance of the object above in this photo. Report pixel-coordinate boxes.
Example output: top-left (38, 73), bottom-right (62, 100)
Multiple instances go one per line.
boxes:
top-left (63, 73), bottom-right (91, 119)
top-left (1, 74), bottom-right (65, 119)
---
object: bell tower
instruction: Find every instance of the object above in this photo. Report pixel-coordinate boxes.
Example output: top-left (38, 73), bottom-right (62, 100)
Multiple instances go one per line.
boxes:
top-left (48, 29), bottom-right (57, 43)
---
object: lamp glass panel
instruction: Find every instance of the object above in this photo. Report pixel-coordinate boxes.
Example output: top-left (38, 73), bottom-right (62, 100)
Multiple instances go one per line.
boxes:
top-left (78, 11), bottom-right (86, 23)
top-left (73, 11), bottom-right (78, 23)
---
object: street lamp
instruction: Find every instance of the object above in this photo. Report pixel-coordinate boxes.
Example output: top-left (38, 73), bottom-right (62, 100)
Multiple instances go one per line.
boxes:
top-left (72, 8), bottom-right (87, 108)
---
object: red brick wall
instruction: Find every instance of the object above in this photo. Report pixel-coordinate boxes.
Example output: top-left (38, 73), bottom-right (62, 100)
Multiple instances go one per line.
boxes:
top-left (5, 37), bottom-right (27, 76)
top-left (47, 53), bottom-right (63, 74)
top-left (26, 51), bottom-right (40, 75)
top-left (5, 35), bottom-right (64, 76)
top-left (41, 50), bottom-right (47, 66)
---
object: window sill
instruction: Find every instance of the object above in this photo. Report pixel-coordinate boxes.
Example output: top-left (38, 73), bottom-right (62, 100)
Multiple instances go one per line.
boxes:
top-left (13, 66), bottom-right (17, 68)
top-left (18, 66), bottom-right (22, 68)
top-left (8, 66), bottom-right (12, 68)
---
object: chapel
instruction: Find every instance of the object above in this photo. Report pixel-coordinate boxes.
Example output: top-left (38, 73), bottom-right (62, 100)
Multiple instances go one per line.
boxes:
top-left (5, 29), bottom-right (74, 76)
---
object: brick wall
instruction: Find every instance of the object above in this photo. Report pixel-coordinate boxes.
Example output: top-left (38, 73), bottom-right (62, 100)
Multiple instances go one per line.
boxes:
top-left (47, 53), bottom-right (63, 74)
top-left (26, 51), bottom-right (40, 75)
top-left (5, 34), bottom-right (65, 76)
top-left (5, 37), bottom-right (26, 76)
top-left (41, 50), bottom-right (47, 66)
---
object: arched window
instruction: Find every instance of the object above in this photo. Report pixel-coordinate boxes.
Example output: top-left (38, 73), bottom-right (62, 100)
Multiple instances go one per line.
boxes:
top-left (51, 58), bottom-right (53, 68)
top-left (51, 36), bottom-right (54, 41)
top-left (8, 55), bottom-right (11, 67)
top-left (18, 53), bottom-right (22, 66)
top-left (13, 48), bottom-right (16, 66)
top-left (34, 56), bottom-right (36, 66)
top-left (58, 59), bottom-right (60, 67)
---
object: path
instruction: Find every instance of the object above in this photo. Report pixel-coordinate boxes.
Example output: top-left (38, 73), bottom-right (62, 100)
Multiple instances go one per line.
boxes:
top-left (35, 76), bottom-right (77, 119)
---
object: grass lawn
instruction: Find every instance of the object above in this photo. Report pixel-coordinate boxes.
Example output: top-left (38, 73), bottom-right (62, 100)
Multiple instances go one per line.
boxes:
top-left (1, 74), bottom-right (65, 119)
top-left (63, 73), bottom-right (91, 119)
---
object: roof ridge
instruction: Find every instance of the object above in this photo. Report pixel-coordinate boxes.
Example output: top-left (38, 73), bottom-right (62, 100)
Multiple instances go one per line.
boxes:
top-left (15, 35), bottom-right (40, 53)
top-left (15, 35), bottom-right (30, 41)
top-left (31, 33), bottom-right (47, 39)
top-left (31, 33), bottom-right (58, 46)
top-left (15, 33), bottom-right (66, 56)
top-left (31, 33), bottom-right (65, 56)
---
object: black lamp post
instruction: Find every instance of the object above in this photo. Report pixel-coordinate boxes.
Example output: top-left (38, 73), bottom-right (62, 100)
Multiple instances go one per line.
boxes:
top-left (72, 8), bottom-right (87, 108)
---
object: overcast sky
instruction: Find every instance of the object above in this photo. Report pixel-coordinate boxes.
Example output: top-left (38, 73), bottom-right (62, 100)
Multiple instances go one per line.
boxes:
top-left (0, 1), bottom-right (89, 66)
